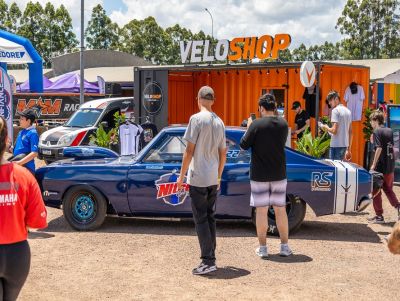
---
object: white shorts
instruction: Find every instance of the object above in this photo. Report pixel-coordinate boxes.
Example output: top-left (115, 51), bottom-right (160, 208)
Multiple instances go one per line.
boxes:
top-left (250, 179), bottom-right (287, 207)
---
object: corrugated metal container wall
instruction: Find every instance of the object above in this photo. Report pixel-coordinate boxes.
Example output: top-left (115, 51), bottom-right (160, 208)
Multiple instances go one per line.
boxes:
top-left (168, 65), bottom-right (369, 166)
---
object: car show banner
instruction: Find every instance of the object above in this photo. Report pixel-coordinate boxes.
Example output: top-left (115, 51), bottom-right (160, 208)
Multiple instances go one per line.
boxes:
top-left (0, 67), bottom-right (13, 140)
top-left (13, 94), bottom-right (103, 120)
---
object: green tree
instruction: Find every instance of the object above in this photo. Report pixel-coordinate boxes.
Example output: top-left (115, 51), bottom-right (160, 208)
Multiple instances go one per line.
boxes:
top-left (85, 4), bottom-right (120, 50)
top-left (53, 5), bottom-right (78, 55)
top-left (337, 0), bottom-right (400, 59)
top-left (5, 2), bottom-right (22, 33)
top-left (0, 0), bottom-right (8, 30)
top-left (18, 1), bottom-right (46, 58)
top-left (278, 49), bottom-right (293, 62)
top-left (164, 24), bottom-right (195, 64)
top-left (318, 42), bottom-right (342, 60)
top-left (121, 17), bottom-right (171, 64)
top-left (292, 43), bottom-right (311, 61)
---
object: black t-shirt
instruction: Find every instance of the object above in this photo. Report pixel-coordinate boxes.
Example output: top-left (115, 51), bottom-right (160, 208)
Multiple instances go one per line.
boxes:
top-left (139, 123), bottom-right (158, 150)
top-left (240, 116), bottom-right (288, 182)
top-left (373, 127), bottom-right (395, 174)
top-left (303, 87), bottom-right (316, 118)
top-left (294, 110), bottom-right (310, 139)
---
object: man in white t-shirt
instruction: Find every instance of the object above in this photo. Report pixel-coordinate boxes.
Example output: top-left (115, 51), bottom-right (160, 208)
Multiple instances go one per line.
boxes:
top-left (119, 122), bottom-right (143, 155)
top-left (344, 83), bottom-right (365, 121)
top-left (320, 91), bottom-right (352, 161)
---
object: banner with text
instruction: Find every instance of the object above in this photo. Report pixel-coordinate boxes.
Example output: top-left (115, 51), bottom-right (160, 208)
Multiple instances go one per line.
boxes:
top-left (13, 94), bottom-right (103, 120)
top-left (0, 67), bottom-right (13, 141)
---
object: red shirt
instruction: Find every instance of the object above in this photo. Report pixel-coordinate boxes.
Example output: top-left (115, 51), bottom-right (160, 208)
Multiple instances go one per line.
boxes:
top-left (0, 163), bottom-right (47, 244)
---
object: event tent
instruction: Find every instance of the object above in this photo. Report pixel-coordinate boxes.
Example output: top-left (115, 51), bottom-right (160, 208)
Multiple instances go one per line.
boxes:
top-left (16, 76), bottom-right (53, 93)
top-left (47, 72), bottom-right (99, 93)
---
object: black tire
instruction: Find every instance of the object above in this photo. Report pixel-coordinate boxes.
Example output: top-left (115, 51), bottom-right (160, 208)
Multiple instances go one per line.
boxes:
top-left (62, 185), bottom-right (107, 231)
top-left (252, 194), bottom-right (306, 236)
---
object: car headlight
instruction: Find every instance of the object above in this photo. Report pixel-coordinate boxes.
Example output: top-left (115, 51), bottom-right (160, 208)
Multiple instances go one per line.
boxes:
top-left (57, 133), bottom-right (76, 146)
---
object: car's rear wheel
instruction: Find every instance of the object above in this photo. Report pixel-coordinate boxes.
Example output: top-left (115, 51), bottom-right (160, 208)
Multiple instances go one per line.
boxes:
top-left (252, 194), bottom-right (306, 236)
top-left (62, 185), bottom-right (107, 231)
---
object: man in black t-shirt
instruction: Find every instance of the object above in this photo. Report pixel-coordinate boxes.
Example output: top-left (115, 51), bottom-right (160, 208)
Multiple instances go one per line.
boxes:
top-left (291, 101), bottom-right (310, 140)
top-left (368, 110), bottom-right (400, 224)
top-left (240, 93), bottom-right (292, 259)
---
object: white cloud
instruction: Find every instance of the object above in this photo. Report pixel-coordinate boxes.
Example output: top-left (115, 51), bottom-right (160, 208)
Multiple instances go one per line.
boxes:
top-left (7, 0), bottom-right (347, 48)
top-left (9, 0), bottom-right (102, 43)
top-left (109, 0), bottom-right (347, 48)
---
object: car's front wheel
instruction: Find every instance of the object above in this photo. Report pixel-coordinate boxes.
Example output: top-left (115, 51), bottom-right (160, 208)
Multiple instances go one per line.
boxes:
top-left (62, 185), bottom-right (107, 231)
top-left (252, 194), bottom-right (306, 236)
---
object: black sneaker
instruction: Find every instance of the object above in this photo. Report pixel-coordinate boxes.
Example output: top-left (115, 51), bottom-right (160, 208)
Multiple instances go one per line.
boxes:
top-left (367, 215), bottom-right (385, 224)
top-left (192, 263), bottom-right (217, 275)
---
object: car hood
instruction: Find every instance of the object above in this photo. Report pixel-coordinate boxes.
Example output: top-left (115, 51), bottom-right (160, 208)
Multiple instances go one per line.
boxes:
top-left (40, 126), bottom-right (95, 142)
top-left (42, 155), bottom-right (136, 168)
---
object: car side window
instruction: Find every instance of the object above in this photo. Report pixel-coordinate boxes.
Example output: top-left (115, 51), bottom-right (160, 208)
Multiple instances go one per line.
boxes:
top-left (143, 134), bottom-right (186, 164)
top-left (226, 138), bottom-right (250, 163)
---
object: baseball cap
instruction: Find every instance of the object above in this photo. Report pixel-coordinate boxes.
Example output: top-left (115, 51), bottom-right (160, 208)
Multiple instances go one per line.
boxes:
top-left (17, 108), bottom-right (37, 122)
top-left (291, 101), bottom-right (301, 110)
top-left (198, 86), bottom-right (215, 100)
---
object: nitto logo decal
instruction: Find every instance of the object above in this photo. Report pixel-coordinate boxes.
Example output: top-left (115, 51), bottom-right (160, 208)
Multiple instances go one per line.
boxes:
top-left (311, 172), bottom-right (333, 191)
top-left (155, 170), bottom-right (189, 206)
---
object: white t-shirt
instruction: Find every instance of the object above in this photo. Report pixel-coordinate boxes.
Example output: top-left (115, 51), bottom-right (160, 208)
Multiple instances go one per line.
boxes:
top-left (330, 104), bottom-right (352, 148)
top-left (344, 85), bottom-right (365, 121)
top-left (119, 123), bottom-right (143, 155)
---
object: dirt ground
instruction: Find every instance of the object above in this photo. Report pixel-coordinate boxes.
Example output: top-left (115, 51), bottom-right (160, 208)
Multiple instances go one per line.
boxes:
top-left (18, 160), bottom-right (400, 300)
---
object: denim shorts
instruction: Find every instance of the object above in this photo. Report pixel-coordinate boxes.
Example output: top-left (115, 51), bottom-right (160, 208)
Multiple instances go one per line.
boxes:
top-left (329, 147), bottom-right (347, 160)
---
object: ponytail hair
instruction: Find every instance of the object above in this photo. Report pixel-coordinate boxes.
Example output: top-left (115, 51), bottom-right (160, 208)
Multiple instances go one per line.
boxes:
top-left (0, 116), bottom-right (8, 157)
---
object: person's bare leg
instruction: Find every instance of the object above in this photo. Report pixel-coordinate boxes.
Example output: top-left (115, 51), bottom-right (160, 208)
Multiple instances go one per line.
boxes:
top-left (273, 206), bottom-right (289, 244)
top-left (256, 207), bottom-right (268, 246)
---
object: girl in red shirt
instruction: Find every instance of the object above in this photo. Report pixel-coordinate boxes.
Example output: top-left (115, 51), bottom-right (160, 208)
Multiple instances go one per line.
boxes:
top-left (0, 116), bottom-right (47, 300)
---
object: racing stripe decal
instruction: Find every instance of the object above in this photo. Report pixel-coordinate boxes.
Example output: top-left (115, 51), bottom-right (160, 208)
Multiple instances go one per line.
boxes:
top-left (331, 161), bottom-right (347, 213)
top-left (339, 162), bottom-right (358, 213)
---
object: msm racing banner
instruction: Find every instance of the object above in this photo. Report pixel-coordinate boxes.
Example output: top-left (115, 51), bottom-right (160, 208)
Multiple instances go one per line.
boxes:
top-left (0, 67), bottom-right (13, 141)
top-left (13, 94), bottom-right (103, 119)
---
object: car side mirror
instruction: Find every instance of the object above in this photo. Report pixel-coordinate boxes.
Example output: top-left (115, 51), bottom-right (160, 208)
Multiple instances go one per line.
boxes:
top-left (100, 121), bottom-right (109, 128)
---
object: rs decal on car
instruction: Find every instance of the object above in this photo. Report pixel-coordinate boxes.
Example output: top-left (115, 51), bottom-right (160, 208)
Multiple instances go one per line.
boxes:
top-left (311, 172), bottom-right (333, 192)
top-left (155, 171), bottom-right (189, 206)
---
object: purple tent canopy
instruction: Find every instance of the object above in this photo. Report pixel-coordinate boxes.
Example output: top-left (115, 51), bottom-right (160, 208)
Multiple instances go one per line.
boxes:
top-left (46, 72), bottom-right (100, 93)
top-left (17, 76), bottom-right (53, 93)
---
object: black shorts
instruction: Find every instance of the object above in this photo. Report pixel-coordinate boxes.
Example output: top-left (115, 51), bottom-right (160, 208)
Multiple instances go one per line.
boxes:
top-left (0, 240), bottom-right (31, 301)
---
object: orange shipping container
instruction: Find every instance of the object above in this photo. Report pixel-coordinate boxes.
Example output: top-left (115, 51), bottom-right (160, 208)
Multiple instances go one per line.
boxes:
top-left (134, 63), bottom-right (370, 166)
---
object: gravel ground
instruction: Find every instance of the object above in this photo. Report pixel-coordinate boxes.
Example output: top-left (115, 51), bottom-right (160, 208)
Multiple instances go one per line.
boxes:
top-left (18, 181), bottom-right (400, 301)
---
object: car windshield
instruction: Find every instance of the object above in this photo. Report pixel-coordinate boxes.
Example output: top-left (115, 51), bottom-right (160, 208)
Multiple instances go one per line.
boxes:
top-left (65, 108), bottom-right (103, 128)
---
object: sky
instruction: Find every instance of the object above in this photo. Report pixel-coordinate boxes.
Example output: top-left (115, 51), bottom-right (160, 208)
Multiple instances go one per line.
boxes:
top-left (9, 0), bottom-right (348, 49)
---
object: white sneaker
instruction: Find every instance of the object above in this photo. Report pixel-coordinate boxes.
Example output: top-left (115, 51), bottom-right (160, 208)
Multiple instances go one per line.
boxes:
top-left (255, 246), bottom-right (268, 259)
top-left (192, 263), bottom-right (217, 275)
top-left (279, 244), bottom-right (293, 257)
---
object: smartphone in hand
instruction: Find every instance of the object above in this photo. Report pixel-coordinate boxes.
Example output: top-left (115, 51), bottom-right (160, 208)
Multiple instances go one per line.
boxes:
top-left (250, 113), bottom-right (256, 121)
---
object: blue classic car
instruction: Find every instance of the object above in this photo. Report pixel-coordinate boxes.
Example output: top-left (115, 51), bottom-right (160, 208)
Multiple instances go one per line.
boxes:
top-left (36, 126), bottom-right (373, 233)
